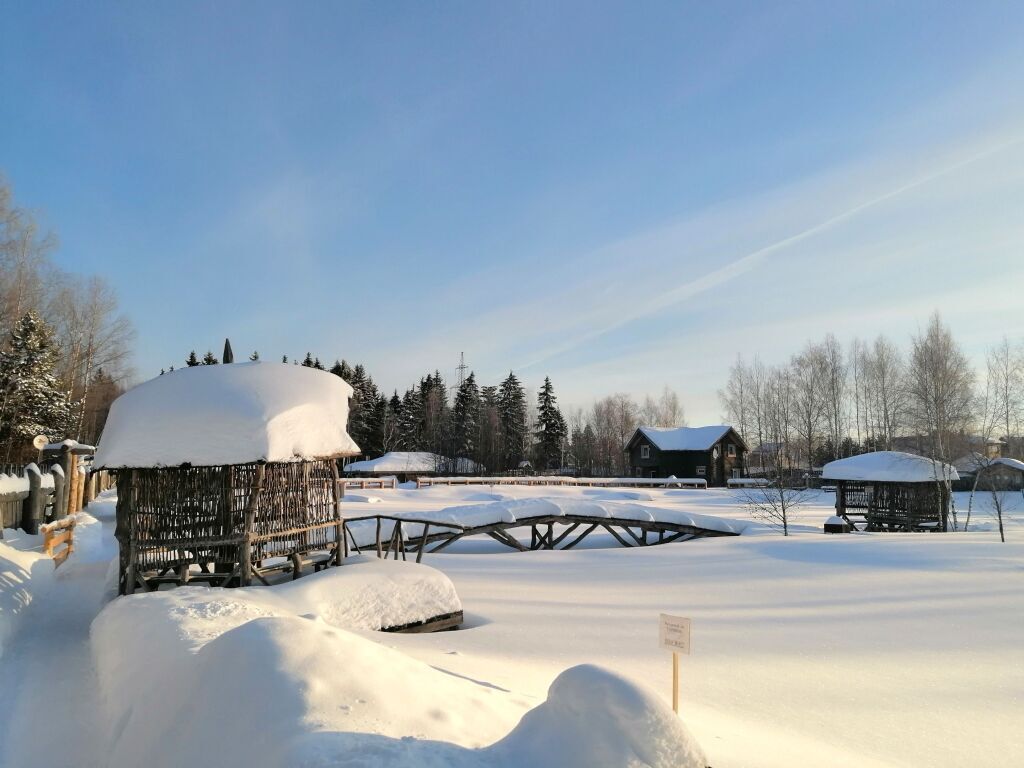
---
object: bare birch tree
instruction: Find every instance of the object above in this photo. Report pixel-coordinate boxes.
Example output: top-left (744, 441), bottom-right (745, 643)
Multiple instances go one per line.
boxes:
top-left (791, 342), bottom-right (828, 478)
top-left (821, 334), bottom-right (848, 459)
top-left (905, 313), bottom-right (974, 529)
top-left (741, 366), bottom-right (811, 535)
top-left (865, 335), bottom-right (905, 450)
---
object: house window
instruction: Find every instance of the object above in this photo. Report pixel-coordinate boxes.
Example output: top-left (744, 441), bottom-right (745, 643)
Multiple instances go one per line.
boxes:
top-left (696, 466), bottom-right (706, 475)
top-left (641, 444), bottom-right (650, 459)
top-left (732, 468), bottom-right (740, 478)
top-left (635, 466), bottom-right (642, 477)
top-left (727, 443), bottom-right (736, 458)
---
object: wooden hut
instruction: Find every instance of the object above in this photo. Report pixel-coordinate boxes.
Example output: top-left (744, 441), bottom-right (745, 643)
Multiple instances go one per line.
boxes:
top-left (822, 451), bottom-right (959, 532)
top-left (94, 362), bottom-right (360, 594)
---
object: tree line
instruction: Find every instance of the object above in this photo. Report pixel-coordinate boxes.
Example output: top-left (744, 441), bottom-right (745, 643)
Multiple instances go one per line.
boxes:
top-left (719, 311), bottom-right (1023, 476)
top-left (0, 177), bottom-right (134, 461)
top-left (169, 348), bottom-right (687, 476)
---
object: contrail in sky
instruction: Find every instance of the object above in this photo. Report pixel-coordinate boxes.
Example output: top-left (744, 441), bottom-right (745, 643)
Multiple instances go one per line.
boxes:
top-left (518, 134), bottom-right (1024, 372)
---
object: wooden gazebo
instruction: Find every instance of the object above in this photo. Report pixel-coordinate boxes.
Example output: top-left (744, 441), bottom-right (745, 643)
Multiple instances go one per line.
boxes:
top-left (822, 451), bottom-right (959, 532)
top-left (94, 362), bottom-right (360, 594)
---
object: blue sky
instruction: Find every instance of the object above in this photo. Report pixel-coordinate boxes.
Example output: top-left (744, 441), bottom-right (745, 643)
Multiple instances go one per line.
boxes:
top-left (3, 1), bottom-right (1024, 422)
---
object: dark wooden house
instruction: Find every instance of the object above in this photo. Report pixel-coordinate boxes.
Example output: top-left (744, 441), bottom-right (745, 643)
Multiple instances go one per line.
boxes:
top-left (625, 425), bottom-right (747, 486)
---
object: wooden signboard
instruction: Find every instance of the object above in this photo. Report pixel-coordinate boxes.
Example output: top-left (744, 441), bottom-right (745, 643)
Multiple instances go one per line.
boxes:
top-left (660, 614), bottom-right (691, 714)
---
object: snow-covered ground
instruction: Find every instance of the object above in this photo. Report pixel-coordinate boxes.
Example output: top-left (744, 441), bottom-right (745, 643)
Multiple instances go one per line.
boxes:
top-left (1, 485), bottom-right (1021, 767)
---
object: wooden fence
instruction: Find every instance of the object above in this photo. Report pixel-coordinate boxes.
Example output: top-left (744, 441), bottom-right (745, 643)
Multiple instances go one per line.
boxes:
top-left (416, 476), bottom-right (708, 489)
top-left (342, 477), bottom-right (397, 490)
top-left (1, 443), bottom-right (108, 539)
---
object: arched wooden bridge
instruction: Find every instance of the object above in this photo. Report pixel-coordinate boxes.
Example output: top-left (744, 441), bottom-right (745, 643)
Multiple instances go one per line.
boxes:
top-left (342, 509), bottom-right (741, 563)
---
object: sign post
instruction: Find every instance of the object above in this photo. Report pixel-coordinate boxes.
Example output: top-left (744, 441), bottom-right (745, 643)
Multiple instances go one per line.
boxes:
top-left (33, 434), bottom-right (47, 467)
top-left (659, 613), bottom-right (691, 715)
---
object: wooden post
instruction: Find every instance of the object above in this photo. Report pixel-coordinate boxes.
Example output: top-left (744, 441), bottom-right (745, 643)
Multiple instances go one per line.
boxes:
top-left (239, 463), bottom-right (266, 587)
top-left (672, 651), bottom-right (679, 714)
top-left (330, 461), bottom-right (344, 567)
top-left (84, 470), bottom-right (96, 505)
top-left (115, 470), bottom-right (130, 595)
top-left (65, 450), bottom-right (76, 518)
top-left (416, 524), bottom-right (430, 563)
top-left (21, 464), bottom-right (43, 534)
top-left (375, 517), bottom-right (382, 558)
top-left (51, 465), bottom-right (66, 523)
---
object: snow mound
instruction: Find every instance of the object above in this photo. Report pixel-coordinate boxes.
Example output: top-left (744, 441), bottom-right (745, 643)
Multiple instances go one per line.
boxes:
top-left (94, 600), bottom-right (704, 768)
top-left (0, 535), bottom-right (55, 659)
top-left (464, 492), bottom-right (514, 502)
top-left (582, 488), bottom-right (657, 501)
top-left (343, 493), bottom-right (383, 504)
top-left (489, 664), bottom-right (708, 768)
top-left (822, 450), bottom-right (959, 483)
top-left (94, 361), bottom-right (360, 468)
top-left (94, 615), bottom-right (518, 768)
top-left (345, 451), bottom-right (479, 474)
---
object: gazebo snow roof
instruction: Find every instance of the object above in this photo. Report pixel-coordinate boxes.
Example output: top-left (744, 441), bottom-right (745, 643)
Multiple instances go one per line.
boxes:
top-left (822, 451), bottom-right (959, 483)
top-left (95, 362), bottom-right (360, 469)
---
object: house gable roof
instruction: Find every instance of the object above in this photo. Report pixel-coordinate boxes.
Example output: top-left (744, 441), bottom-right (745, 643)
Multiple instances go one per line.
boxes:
top-left (628, 425), bottom-right (746, 452)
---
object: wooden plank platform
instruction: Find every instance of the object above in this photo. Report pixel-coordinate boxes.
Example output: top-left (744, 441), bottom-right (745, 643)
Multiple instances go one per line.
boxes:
top-left (381, 610), bottom-right (464, 634)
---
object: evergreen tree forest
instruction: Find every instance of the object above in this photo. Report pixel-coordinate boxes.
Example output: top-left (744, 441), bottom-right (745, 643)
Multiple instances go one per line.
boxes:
top-left (1, 176), bottom-right (135, 460)
top-left (163, 348), bottom-right (602, 474)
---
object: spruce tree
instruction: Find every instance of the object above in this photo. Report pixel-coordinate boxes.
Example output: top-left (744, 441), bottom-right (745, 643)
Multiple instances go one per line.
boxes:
top-left (398, 387), bottom-right (424, 450)
top-left (282, 354), bottom-right (288, 363)
top-left (301, 352), bottom-right (315, 367)
top-left (498, 371), bottom-right (528, 471)
top-left (451, 372), bottom-right (480, 465)
top-left (249, 351), bottom-right (260, 361)
top-left (477, 385), bottom-right (501, 473)
top-left (534, 376), bottom-right (567, 470)
top-left (202, 351), bottom-right (219, 365)
top-left (365, 394), bottom-right (388, 457)
top-left (347, 364), bottom-right (370, 452)
top-left (0, 312), bottom-right (76, 459)
top-left (419, 372), bottom-right (449, 463)
top-left (186, 350), bottom-right (200, 367)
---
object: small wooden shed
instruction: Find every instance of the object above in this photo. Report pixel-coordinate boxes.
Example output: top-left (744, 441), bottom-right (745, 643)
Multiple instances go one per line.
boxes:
top-left (94, 362), bottom-right (360, 594)
top-left (822, 451), bottom-right (959, 532)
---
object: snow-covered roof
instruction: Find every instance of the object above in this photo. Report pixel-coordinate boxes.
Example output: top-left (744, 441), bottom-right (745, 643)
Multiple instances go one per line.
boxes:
top-left (994, 457), bottom-right (1024, 472)
top-left (95, 362), bottom-right (360, 468)
top-left (632, 425), bottom-right (742, 452)
top-left (344, 451), bottom-right (478, 474)
top-left (956, 453), bottom-right (1024, 474)
top-left (821, 451), bottom-right (959, 483)
top-left (42, 439), bottom-right (96, 451)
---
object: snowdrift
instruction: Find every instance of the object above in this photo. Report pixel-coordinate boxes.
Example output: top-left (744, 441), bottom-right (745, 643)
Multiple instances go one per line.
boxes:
top-left (92, 589), bottom-right (706, 768)
top-left (0, 535), bottom-right (55, 659)
top-left (344, 451), bottom-right (479, 474)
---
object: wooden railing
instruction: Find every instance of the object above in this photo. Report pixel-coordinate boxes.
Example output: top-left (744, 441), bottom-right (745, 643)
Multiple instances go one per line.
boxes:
top-left (41, 516), bottom-right (76, 567)
top-left (342, 477), bottom-right (397, 490)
